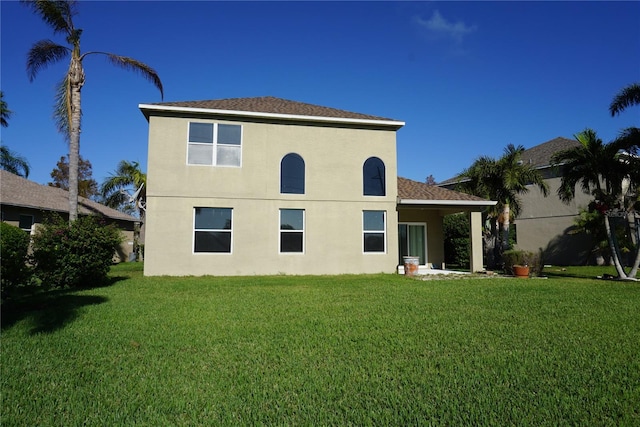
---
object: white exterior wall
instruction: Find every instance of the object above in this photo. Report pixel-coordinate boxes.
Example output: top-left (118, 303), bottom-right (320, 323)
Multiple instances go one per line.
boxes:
top-left (144, 114), bottom-right (399, 276)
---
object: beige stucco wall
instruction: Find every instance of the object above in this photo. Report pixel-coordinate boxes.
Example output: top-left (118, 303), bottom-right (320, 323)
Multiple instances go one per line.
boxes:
top-left (515, 177), bottom-right (593, 264)
top-left (144, 114), bottom-right (400, 276)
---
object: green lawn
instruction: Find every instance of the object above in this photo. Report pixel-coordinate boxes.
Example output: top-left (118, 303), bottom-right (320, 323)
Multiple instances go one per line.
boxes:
top-left (2, 264), bottom-right (639, 425)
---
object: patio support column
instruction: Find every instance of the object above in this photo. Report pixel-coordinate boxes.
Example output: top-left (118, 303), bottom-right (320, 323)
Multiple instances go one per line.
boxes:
top-left (469, 211), bottom-right (484, 272)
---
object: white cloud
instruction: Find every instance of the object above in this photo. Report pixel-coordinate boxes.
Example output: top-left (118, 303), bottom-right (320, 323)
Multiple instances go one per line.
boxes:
top-left (415, 10), bottom-right (477, 44)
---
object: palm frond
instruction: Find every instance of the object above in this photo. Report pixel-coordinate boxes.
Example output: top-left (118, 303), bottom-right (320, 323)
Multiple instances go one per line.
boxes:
top-left (613, 127), bottom-right (640, 155)
top-left (609, 83), bottom-right (640, 117)
top-left (0, 91), bottom-right (13, 127)
top-left (1, 146), bottom-right (31, 178)
top-left (100, 160), bottom-right (147, 212)
top-left (26, 39), bottom-right (69, 81)
top-left (53, 75), bottom-right (73, 140)
top-left (101, 54), bottom-right (164, 99)
top-left (20, 0), bottom-right (76, 36)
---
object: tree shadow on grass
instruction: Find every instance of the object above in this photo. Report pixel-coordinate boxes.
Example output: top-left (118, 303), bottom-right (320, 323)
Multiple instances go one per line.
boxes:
top-left (1, 276), bottom-right (126, 335)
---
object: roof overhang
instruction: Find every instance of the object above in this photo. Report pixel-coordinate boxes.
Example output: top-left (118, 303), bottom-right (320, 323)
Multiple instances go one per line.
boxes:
top-left (398, 199), bottom-right (497, 207)
top-left (138, 104), bottom-right (405, 129)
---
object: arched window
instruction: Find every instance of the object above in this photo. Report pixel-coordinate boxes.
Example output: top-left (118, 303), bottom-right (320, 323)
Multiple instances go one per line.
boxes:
top-left (363, 157), bottom-right (385, 196)
top-left (281, 153), bottom-right (305, 194)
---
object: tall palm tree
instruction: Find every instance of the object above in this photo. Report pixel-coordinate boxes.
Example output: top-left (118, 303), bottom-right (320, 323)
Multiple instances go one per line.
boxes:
top-left (1, 146), bottom-right (31, 178)
top-left (610, 82), bottom-right (640, 117)
top-left (100, 160), bottom-right (146, 218)
top-left (0, 91), bottom-right (13, 128)
top-left (552, 129), bottom-right (640, 279)
top-left (22, 0), bottom-right (163, 223)
top-left (457, 144), bottom-right (549, 267)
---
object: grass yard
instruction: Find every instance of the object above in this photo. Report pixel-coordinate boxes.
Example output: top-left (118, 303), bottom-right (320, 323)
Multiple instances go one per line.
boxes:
top-left (2, 264), bottom-right (639, 426)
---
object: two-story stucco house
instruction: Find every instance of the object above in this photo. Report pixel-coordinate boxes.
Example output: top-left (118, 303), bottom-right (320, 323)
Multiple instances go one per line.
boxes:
top-left (139, 97), bottom-right (494, 276)
top-left (440, 137), bottom-right (594, 265)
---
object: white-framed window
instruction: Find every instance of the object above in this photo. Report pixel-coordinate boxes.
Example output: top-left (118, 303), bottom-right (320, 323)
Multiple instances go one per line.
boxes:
top-left (19, 214), bottom-right (34, 233)
top-left (193, 207), bottom-right (232, 253)
top-left (363, 210), bottom-right (386, 253)
top-left (187, 122), bottom-right (242, 167)
top-left (280, 209), bottom-right (304, 253)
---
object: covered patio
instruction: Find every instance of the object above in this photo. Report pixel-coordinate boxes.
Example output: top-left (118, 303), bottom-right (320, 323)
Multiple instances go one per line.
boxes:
top-left (396, 178), bottom-right (497, 274)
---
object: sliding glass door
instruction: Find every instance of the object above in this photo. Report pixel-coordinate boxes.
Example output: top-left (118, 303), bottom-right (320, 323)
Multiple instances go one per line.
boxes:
top-left (398, 223), bottom-right (427, 265)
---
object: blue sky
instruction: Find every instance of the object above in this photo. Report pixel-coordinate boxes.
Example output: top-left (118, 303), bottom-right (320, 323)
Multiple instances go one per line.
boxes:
top-left (2, 1), bottom-right (639, 187)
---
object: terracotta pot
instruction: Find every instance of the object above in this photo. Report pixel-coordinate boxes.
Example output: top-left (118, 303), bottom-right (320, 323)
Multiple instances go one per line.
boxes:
top-left (513, 265), bottom-right (530, 278)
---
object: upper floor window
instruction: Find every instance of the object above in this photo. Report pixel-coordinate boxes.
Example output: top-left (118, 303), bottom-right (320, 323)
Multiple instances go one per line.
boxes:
top-left (363, 157), bottom-right (385, 196)
top-left (188, 122), bottom-right (242, 167)
top-left (280, 153), bottom-right (305, 194)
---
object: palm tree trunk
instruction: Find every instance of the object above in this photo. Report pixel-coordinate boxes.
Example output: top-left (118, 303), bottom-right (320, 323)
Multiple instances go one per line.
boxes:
top-left (628, 216), bottom-right (640, 278)
top-left (501, 203), bottom-right (510, 251)
top-left (68, 56), bottom-right (84, 223)
top-left (604, 215), bottom-right (629, 279)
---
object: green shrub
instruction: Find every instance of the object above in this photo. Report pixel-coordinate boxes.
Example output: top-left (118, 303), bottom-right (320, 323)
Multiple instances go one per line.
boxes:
top-left (1, 222), bottom-right (32, 297)
top-left (30, 215), bottom-right (123, 289)
top-left (444, 213), bottom-right (470, 268)
top-left (503, 249), bottom-right (544, 276)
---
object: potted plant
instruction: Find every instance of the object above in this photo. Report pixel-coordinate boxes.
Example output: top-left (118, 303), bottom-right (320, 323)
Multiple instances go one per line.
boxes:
top-left (512, 264), bottom-right (530, 278)
top-left (503, 248), bottom-right (543, 278)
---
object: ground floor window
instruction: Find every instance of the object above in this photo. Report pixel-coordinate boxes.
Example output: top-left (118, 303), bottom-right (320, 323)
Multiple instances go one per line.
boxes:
top-left (19, 214), bottom-right (34, 233)
top-left (193, 207), bottom-right (232, 253)
top-left (363, 210), bottom-right (386, 253)
top-left (280, 209), bottom-right (304, 253)
top-left (398, 223), bottom-right (426, 265)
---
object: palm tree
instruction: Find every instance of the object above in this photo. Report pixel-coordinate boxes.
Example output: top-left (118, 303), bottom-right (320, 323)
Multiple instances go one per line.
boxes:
top-left (101, 160), bottom-right (147, 261)
top-left (0, 91), bottom-right (12, 127)
top-left (100, 160), bottom-right (146, 218)
top-left (22, 0), bottom-right (163, 223)
top-left (552, 129), bottom-right (640, 280)
top-left (1, 146), bottom-right (31, 178)
top-left (610, 83), bottom-right (640, 117)
top-left (457, 144), bottom-right (549, 268)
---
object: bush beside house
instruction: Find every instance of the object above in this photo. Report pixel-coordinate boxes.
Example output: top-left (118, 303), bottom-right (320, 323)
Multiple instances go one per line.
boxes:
top-left (30, 215), bottom-right (123, 289)
top-left (0, 222), bottom-right (31, 298)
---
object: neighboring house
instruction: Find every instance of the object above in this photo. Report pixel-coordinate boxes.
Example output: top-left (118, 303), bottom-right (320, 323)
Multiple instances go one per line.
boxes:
top-left (139, 96), bottom-right (495, 276)
top-left (0, 170), bottom-right (138, 262)
top-left (440, 137), bottom-right (594, 265)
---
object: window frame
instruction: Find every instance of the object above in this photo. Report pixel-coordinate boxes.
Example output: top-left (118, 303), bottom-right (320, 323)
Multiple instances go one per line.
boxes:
top-left (18, 214), bottom-right (34, 233)
top-left (186, 122), bottom-right (243, 167)
top-left (363, 157), bottom-right (386, 196)
top-left (362, 210), bottom-right (386, 253)
top-left (398, 222), bottom-right (427, 265)
top-left (193, 207), bottom-right (233, 254)
top-left (280, 153), bottom-right (306, 195)
top-left (279, 208), bottom-right (305, 254)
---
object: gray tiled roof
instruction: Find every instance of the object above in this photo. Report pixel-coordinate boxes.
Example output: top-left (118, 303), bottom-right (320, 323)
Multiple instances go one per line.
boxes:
top-left (143, 96), bottom-right (400, 122)
top-left (438, 136), bottom-right (580, 185)
top-left (398, 177), bottom-right (490, 202)
top-left (519, 136), bottom-right (579, 168)
top-left (0, 170), bottom-right (137, 222)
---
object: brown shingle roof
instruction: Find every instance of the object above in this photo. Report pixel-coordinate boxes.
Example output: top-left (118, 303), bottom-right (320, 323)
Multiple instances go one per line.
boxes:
top-left (0, 170), bottom-right (137, 222)
top-left (142, 96), bottom-right (402, 124)
top-left (398, 177), bottom-right (491, 202)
